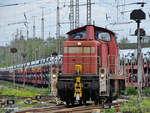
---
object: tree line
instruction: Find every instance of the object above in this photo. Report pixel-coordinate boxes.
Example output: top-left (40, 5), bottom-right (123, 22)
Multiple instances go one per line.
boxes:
top-left (0, 36), bottom-right (149, 67)
top-left (0, 36), bottom-right (66, 67)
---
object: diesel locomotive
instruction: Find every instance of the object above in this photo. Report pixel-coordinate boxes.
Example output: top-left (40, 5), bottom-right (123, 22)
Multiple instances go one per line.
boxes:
top-left (56, 25), bottom-right (125, 105)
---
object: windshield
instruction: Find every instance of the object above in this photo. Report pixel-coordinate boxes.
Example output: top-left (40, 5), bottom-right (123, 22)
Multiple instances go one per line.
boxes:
top-left (71, 30), bottom-right (86, 39)
top-left (95, 31), bottom-right (111, 42)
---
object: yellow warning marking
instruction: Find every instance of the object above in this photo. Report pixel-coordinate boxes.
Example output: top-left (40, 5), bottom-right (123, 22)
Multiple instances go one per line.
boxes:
top-left (74, 77), bottom-right (82, 98)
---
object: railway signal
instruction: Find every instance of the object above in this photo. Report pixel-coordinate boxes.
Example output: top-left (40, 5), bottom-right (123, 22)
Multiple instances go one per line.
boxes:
top-left (10, 47), bottom-right (17, 88)
top-left (134, 28), bottom-right (145, 36)
top-left (10, 48), bottom-right (17, 53)
top-left (21, 52), bottom-right (27, 88)
top-left (130, 9), bottom-right (146, 104)
top-left (50, 53), bottom-right (58, 97)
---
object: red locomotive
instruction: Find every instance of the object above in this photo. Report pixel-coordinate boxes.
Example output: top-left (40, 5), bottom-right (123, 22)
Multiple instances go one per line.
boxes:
top-left (56, 25), bottom-right (125, 105)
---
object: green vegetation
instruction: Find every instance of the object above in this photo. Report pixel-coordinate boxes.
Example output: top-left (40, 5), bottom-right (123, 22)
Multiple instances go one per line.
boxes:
top-left (101, 106), bottom-right (115, 113)
top-left (120, 96), bottom-right (150, 113)
top-left (0, 108), bottom-right (5, 113)
top-left (124, 86), bottom-right (150, 96)
top-left (119, 42), bottom-right (150, 49)
top-left (0, 87), bottom-right (37, 97)
top-left (120, 96), bottom-right (139, 113)
top-left (119, 37), bottom-right (130, 44)
top-left (119, 37), bottom-right (150, 49)
top-left (0, 36), bottom-right (67, 67)
top-left (124, 86), bottom-right (137, 95)
top-left (120, 87), bottom-right (150, 113)
top-left (142, 87), bottom-right (150, 96)
top-left (141, 97), bottom-right (150, 112)
top-left (0, 81), bottom-right (50, 97)
top-left (0, 80), bottom-right (50, 112)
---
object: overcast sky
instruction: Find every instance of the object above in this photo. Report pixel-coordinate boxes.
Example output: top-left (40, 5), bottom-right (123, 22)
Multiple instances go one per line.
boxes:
top-left (0, 0), bottom-right (150, 46)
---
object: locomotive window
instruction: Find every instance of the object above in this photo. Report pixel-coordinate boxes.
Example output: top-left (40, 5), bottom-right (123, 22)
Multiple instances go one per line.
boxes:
top-left (95, 31), bottom-right (111, 42)
top-left (71, 31), bottom-right (86, 39)
top-left (64, 47), bottom-right (95, 54)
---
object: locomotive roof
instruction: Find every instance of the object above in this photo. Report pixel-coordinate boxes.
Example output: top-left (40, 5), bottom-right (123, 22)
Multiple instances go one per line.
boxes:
top-left (67, 25), bottom-right (115, 35)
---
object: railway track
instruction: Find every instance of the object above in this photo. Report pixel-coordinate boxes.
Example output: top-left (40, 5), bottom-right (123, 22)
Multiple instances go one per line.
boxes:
top-left (14, 97), bottom-right (126, 113)
top-left (15, 104), bottom-right (103, 113)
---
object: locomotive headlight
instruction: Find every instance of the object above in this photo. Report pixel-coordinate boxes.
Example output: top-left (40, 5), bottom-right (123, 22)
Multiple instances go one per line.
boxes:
top-left (75, 65), bottom-right (82, 75)
top-left (100, 74), bottom-right (105, 79)
top-left (52, 74), bottom-right (57, 79)
top-left (77, 42), bottom-right (82, 46)
top-left (100, 69), bottom-right (105, 79)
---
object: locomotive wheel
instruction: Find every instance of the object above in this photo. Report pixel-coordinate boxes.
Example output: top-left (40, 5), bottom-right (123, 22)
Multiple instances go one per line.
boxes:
top-left (66, 101), bottom-right (70, 106)
top-left (71, 100), bottom-right (75, 106)
top-left (78, 100), bottom-right (82, 105)
top-left (94, 92), bottom-right (99, 105)
top-left (100, 99), bottom-right (104, 106)
top-left (94, 99), bottom-right (99, 105)
top-left (106, 97), bottom-right (112, 103)
top-left (83, 99), bottom-right (87, 105)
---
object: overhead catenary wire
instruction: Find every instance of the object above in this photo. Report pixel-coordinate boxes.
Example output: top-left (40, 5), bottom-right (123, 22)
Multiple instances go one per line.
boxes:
top-left (0, 0), bottom-right (56, 8)
top-left (32, 16), bottom-right (36, 38)
top-left (1, 0), bottom-right (150, 43)
top-left (69, 0), bottom-right (74, 30)
top-left (41, 7), bottom-right (45, 40)
top-left (56, 0), bottom-right (61, 54)
top-left (87, 0), bottom-right (92, 25)
top-left (75, 0), bottom-right (80, 28)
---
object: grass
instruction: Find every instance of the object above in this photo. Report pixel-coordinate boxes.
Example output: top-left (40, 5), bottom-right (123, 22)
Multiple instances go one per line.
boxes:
top-left (0, 108), bottom-right (5, 113)
top-left (0, 80), bottom-right (50, 97)
top-left (124, 86), bottom-right (137, 96)
top-left (120, 96), bottom-right (150, 113)
top-left (121, 86), bottom-right (150, 112)
top-left (101, 106), bottom-right (115, 113)
top-left (0, 86), bottom-right (50, 97)
top-left (0, 87), bottom-right (37, 97)
top-left (141, 97), bottom-right (150, 112)
top-left (0, 80), bottom-right (50, 110)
